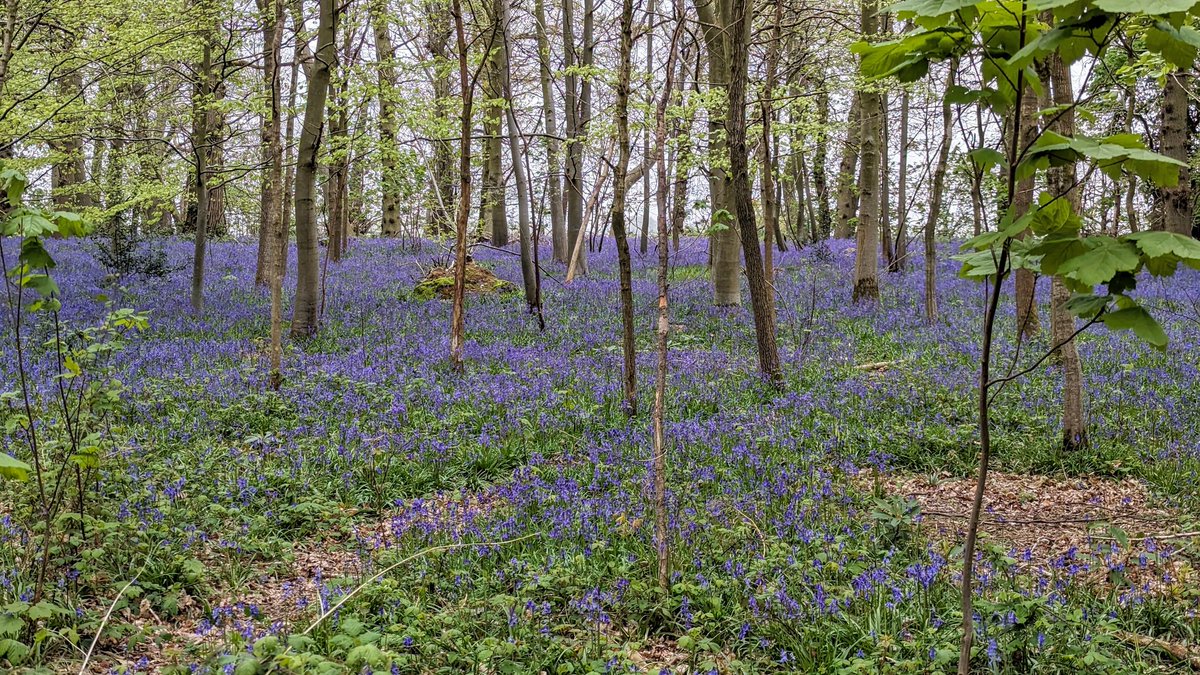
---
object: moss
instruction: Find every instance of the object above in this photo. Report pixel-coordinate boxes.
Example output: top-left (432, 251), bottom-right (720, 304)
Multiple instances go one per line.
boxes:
top-left (412, 263), bottom-right (516, 301)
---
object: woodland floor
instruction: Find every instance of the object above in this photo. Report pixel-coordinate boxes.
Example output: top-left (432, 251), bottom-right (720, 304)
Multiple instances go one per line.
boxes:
top-left (2, 237), bottom-right (1199, 674)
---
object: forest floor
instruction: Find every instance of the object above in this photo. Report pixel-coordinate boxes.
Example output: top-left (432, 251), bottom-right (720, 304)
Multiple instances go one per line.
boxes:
top-left (2, 237), bottom-right (1199, 674)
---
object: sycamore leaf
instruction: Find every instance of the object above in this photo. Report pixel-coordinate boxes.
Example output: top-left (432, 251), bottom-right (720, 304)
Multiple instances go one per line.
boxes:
top-left (890, 0), bottom-right (979, 18)
top-left (1057, 237), bottom-right (1141, 288)
top-left (967, 147), bottom-right (1006, 171)
top-left (1123, 231), bottom-right (1200, 260)
top-left (1094, 0), bottom-right (1197, 15)
top-left (1101, 306), bottom-right (1168, 349)
top-left (1145, 22), bottom-right (1200, 69)
top-left (0, 453), bottom-right (31, 481)
top-left (1066, 293), bottom-right (1111, 318)
top-left (1030, 235), bottom-right (1088, 275)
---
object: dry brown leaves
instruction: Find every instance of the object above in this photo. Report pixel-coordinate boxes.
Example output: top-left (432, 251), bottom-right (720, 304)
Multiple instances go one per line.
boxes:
top-left (872, 470), bottom-right (1198, 593)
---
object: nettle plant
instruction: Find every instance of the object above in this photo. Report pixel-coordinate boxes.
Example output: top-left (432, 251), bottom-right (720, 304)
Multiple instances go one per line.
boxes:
top-left (857, 1), bottom-right (1200, 672)
top-left (0, 165), bottom-right (147, 661)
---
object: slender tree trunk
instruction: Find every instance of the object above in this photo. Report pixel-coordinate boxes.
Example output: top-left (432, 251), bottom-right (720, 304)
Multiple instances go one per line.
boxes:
top-left (563, 0), bottom-right (587, 272)
top-left (852, 0), bottom-right (881, 303)
top-left (426, 1), bottom-right (455, 237)
top-left (669, 45), bottom-right (692, 252)
top-left (652, 10), bottom-right (681, 593)
top-left (373, 0), bottom-right (402, 237)
top-left (482, 5), bottom-right (509, 246)
top-left (727, 0), bottom-right (781, 383)
top-left (760, 0), bottom-right (781, 296)
top-left (255, 0), bottom-right (285, 286)
top-left (639, 0), bottom-right (655, 255)
top-left (834, 92), bottom-right (862, 239)
top-left (611, 0), bottom-right (638, 416)
top-left (500, 0), bottom-right (538, 312)
top-left (1013, 79), bottom-right (1040, 339)
top-left (534, 0), bottom-right (565, 261)
top-left (1045, 48), bottom-right (1087, 452)
top-left (924, 60), bottom-right (955, 324)
top-left (291, 0), bottom-right (336, 338)
top-left (880, 91), bottom-right (893, 269)
top-left (813, 81), bottom-right (831, 238)
top-left (892, 86), bottom-right (910, 271)
top-left (190, 40), bottom-right (212, 313)
top-left (450, 0), bottom-right (473, 371)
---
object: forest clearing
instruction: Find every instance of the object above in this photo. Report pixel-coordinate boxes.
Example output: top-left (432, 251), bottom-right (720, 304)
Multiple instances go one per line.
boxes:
top-left (3, 0), bottom-right (1200, 672)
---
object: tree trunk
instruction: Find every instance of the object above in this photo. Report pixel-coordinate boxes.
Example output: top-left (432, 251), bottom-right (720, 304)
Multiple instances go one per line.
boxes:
top-left (482, 5), bottom-right (509, 247)
top-left (652, 14), bottom-right (681, 593)
top-left (1013, 79), bottom-right (1040, 340)
top-left (639, 0), bottom-right (654, 256)
top-left (834, 91), bottom-right (862, 239)
top-left (563, 0), bottom-right (587, 272)
top-left (426, 1), bottom-right (455, 237)
top-left (760, 0), bottom-right (781, 295)
top-left (924, 60), bottom-right (955, 324)
top-left (534, 0), bottom-right (565, 261)
top-left (190, 40), bottom-right (212, 313)
top-left (450, 0), bottom-right (474, 371)
top-left (880, 91), bottom-right (893, 269)
top-left (1159, 67), bottom-right (1193, 235)
top-left (291, 0), bottom-right (336, 338)
top-left (255, 0), bottom-right (285, 286)
top-left (1046, 49), bottom-right (1087, 452)
top-left (892, 86), bottom-right (910, 271)
top-left (373, 0), bottom-right (402, 237)
top-left (726, 0), bottom-right (781, 383)
top-left (852, 0), bottom-right (881, 303)
top-left (611, 0), bottom-right (637, 416)
top-left (500, 0), bottom-right (538, 313)
top-left (813, 81), bottom-right (831, 239)
top-left (696, 0), bottom-right (739, 306)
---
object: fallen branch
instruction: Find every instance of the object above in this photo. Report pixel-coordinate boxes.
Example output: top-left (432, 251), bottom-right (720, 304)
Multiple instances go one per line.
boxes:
top-left (1114, 630), bottom-right (1200, 670)
top-left (855, 359), bottom-right (909, 371)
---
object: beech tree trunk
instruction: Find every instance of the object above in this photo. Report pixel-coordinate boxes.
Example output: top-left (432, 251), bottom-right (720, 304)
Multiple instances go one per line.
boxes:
top-left (255, 0), bottom-right (285, 286)
top-left (696, 0), bottom-right (740, 306)
top-left (852, 0), bottom-right (881, 303)
top-left (834, 91), bottom-right (862, 239)
top-left (449, 0), bottom-right (473, 371)
top-left (190, 40), bottom-right (212, 313)
top-left (892, 87), bottom-right (910, 271)
top-left (373, 0), bottom-right (402, 237)
top-left (291, 0), bottom-right (336, 338)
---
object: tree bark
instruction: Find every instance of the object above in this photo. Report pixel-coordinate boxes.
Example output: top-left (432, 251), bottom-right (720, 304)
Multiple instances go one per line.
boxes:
top-left (726, 0), bottom-right (781, 383)
top-left (1013, 79), bottom-right (1040, 339)
top-left (190, 39), bottom-right (212, 313)
top-left (500, 0), bottom-right (538, 312)
top-left (450, 0), bottom-right (474, 371)
top-left (1046, 49), bottom-right (1087, 452)
top-left (611, 0), bottom-right (637, 416)
top-left (255, 0), bottom-right (285, 286)
top-left (291, 0), bottom-right (336, 338)
top-left (1159, 68), bottom-right (1193, 235)
top-left (373, 0), bottom-right (403, 237)
top-left (696, 0), bottom-right (739, 306)
top-left (924, 60), bottom-right (955, 324)
top-left (533, 0), bottom-right (566, 261)
top-left (834, 91), bottom-right (862, 239)
top-left (892, 86), bottom-right (910, 271)
top-left (852, 0), bottom-right (881, 303)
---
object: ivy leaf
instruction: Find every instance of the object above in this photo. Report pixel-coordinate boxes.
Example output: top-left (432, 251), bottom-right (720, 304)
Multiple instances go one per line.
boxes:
top-left (1101, 307), bottom-right (1168, 349)
top-left (1056, 237), bottom-right (1141, 287)
top-left (0, 453), bottom-right (31, 481)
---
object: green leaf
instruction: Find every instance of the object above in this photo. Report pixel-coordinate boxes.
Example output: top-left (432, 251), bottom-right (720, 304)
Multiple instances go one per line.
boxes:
top-left (1123, 230), bottom-right (1200, 260)
top-left (1145, 23), bottom-right (1200, 69)
top-left (889, 0), bottom-right (979, 18)
top-left (1101, 307), bottom-right (1168, 349)
top-left (1065, 294), bottom-right (1110, 318)
top-left (967, 147), bottom-right (1006, 171)
top-left (1030, 235), bottom-right (1088, 275)
top-left (3, 168), bottom-right (27, 206)
top-left (18, 237), bottom-right (54, 270)
top-left (0, 453), bottom-right (31, 481)
top-left (1094, 0), bottom-right (1197, 15)
top-left (1057, 237), bottom-right (1141, 287)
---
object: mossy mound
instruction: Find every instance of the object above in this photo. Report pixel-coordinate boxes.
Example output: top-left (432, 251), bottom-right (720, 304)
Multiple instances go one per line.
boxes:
top-left (412, 262), bottom-right (515, 301)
